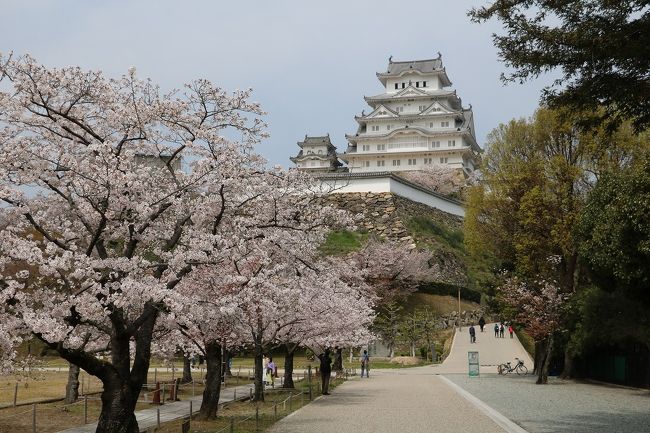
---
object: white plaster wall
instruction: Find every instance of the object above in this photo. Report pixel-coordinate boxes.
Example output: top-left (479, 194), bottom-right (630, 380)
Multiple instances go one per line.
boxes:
top-left (388, 178), bottom-right (465, 217)
top-left (320, 175), bottom-right (464, 217)
top-left (323, 176), bottom-right (391, 194)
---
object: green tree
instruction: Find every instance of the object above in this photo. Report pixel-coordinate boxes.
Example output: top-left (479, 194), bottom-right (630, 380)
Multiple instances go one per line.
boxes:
top-left (469, 1), bottom-right (650, 131)
top-left (466, 108), bottom-right (588, 289)
top-left (372, 302), bottom-right (402, 358)
top-left (577, 154), bottom-right (650, 306)
top-left (398, 311), bottom-right (423, 357)
top-left (465, 107), bottom-right (649, 380)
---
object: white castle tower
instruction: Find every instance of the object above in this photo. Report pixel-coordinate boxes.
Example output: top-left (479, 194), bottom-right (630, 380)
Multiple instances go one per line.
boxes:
top-left (290, 134), bottom-right (343, 172)
top-left (341, 55), bottom-right (480, 175)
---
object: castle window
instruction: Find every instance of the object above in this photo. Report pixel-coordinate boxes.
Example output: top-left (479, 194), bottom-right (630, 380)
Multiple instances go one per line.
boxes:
top-left (441, 121), bottom-right (450, 127)
top-left (395, 83), bottom-right (399, 89)
top-left (386, 125), bottom-right (391, 131)
top-left (408, 158), bottom-right (417, 165)
top-left (416, 81), bottom-right (420, 88)
top-left (419, 105), bottom-right (426, 111)
top-left (392, 160), bottom-right (401, 166)
top-left (401, 83), bottom-right (405, 89)
top-left (377, 144), bottom-right (386, 151)
top-left (362, 144), bottom-right (370, 151)
top-left (371, 125), bottom-right (380, 132)
top-left (423, 81), bottom-right (427, 87)
top-left (440, 157), bottom-right (448, 163)
top-left (377, 160), bottom-right (385, 167)
top-left (448, 140), bottom-right (456, 147)
top-left (431, 141), bottom-right (441, 148)
top-left (424, 158), bottom-right (433, 164)
top-left (364, 161), bottom-right (370, 167)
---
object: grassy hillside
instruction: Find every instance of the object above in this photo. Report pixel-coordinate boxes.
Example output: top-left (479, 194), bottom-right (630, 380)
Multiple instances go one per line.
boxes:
top-left (321, 195), bottom-right (495, 308)
top-left (402, 293), bottom-right (480, 316)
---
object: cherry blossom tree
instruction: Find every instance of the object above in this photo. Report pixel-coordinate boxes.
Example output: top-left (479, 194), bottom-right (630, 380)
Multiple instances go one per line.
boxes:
top-left (399, 165), bottom-right (469, 197)
top-left (275, 256), bottom-right (375, 389)
top-left (0, 53), bottom-right (267, 433)
top-left (499, 275), bottom-right (567, 384)
top-left (347, 239), bottom-right (436, 305)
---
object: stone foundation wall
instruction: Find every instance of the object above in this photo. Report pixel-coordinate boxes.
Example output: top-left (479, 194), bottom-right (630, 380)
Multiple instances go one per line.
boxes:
top-left (325, 192), bottom-right (411, 241)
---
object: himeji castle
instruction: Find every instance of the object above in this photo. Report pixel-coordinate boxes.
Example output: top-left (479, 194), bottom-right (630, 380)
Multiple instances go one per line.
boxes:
top-left (289, 55), bottom-right (480, 218)
top-left (342, 55), bottom-right (480, 175)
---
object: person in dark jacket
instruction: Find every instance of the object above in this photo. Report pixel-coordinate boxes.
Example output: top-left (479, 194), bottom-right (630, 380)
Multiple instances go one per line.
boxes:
top-left (478, 316), bottom-right (486, 332)
top-left (319, 349), bottom-right (332, 395)
top-left (494, 323), bottom-right (499, 337)
top-left (469, 325), bottom-right (476, 343)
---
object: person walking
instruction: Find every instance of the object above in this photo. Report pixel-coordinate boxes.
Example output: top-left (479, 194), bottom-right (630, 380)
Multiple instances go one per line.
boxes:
top-left (469, 324), bottom-right (476, 343)
top-left (499, 323), bottom-right (505, 338)
top-left (494, 323), bottom-right (499, 338)
top-left (263, 354), bottom-right (269, 385)
top-left (508, 325), bottom-right (514, 339)
top-left (267, 357), bottom-right (276, 387)
top-left (478, 316), bottom-right (486, 332)
top-left (360, 349), bottom-right (370, 378)
top-left (319, 349), bottom-right (332, 395)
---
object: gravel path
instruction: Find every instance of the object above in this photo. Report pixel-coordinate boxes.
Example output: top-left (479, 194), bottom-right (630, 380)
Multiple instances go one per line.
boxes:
top-left (444, 374), bottom-right (650, 433)
top-left (267, 368), bottom-right (507, 433)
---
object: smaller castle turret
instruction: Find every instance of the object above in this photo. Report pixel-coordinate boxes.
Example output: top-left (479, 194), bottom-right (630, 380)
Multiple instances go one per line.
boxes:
top-left (290, 134), bottom-right (343, 172)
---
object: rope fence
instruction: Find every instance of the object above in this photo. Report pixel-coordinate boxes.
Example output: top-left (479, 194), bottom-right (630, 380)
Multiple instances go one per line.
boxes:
top-left (0, 366), bottom-right (349, 432)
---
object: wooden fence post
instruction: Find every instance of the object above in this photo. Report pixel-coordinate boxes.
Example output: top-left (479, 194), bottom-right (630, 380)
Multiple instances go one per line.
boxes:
top-left (156, 408), bottom-right (160, 428)
top-left (13, 383), bottom-right (18, 406)
top-left (32, 403), bottom-right (36, 433)
top-left (84, 395), bottom-right (88, 424)
top-left (230, 416), bottom-right (234, 433)
top-left (255, 406), bottom-right (259, 432)
top-left (189, 400), bottom-right (193, 428)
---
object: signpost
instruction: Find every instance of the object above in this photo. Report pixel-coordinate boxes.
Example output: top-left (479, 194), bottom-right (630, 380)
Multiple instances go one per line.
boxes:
top-left (468, 351), bottom-right (479, 377)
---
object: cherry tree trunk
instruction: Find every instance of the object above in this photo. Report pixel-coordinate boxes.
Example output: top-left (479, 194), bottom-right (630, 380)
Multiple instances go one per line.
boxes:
top-left (64, 363), bottom-right (80, 404)
top-left (332, 348), bottom-right (344, 372)
top-left (94, 327), bottom-right (154, 433)
top-left (96, 375), bottom-right (140, 433)
top-left (533, 341), bottom-right (544, 375)
top-left (283, 344), bottom-right (296, 389)
top-left (253, 347), bottom-right (264, 402)
top-left (91, 305), bottom-right (157, 433)
top-left (536, 335), bottom-right (554, 385)
top-left (198, 342), bottom-right (223, 419)
top-left (181, 356), bottom-right (192, 384)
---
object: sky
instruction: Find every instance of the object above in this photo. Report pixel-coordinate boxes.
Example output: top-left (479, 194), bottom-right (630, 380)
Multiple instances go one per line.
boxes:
top-left (1, 0), bottom-right (553, 167)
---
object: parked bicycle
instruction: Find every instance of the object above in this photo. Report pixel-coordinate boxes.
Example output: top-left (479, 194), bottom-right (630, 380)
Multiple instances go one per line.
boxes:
top-left (497, 358), bottom-right (528, 375)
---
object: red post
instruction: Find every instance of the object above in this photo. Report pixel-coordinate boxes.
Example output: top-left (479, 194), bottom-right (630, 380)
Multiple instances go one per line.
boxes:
top-left (152, 382), bottom-right (161, 404)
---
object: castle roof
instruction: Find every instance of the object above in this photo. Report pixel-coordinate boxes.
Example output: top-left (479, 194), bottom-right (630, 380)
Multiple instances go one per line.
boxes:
top-left (297, 134), bottom-right (336, 149)
top-left (376, 56), bottom-right (452, 87)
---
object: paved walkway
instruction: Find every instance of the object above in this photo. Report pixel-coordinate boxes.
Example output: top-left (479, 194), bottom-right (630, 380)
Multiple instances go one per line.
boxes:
top-left (57, 383), bottom-right (254, 433)
top-left (267, 367), bottom-right (508, 433)
top-left (268, 325), bottom-right (536, 433)
top-left (432, 323), bottom-right (533, 374)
